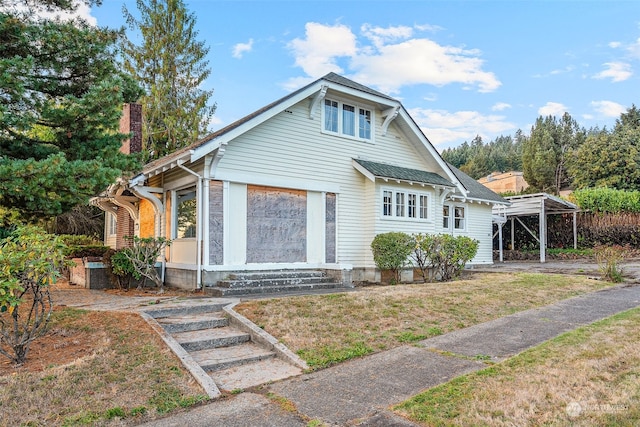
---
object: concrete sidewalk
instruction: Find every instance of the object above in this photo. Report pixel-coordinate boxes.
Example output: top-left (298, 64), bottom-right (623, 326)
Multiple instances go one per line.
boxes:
top-left (139, 281), bottom-right (640, 427)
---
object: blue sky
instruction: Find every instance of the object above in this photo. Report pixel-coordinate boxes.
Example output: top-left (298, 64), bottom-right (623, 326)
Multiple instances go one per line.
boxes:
top-left (53, 1), bottom-right (640, 150)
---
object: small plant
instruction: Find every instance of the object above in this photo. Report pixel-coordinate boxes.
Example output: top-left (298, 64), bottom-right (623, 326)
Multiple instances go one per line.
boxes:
top-left (120, 236), bottom-right (171, 293)
top-left (0, 226), bottom-right (69, 364)
top-left (371, 232), bottom-right (413, 284)
top-left (594, 245), bottom-right (625, 282)
top-left (410, 234), bottom-right (479, 282)
top-left (103, 249), bottom-right (136, 290)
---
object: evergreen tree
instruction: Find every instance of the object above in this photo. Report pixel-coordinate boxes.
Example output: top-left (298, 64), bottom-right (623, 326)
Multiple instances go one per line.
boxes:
top-left (122, 0), bottom-right (215, 159)
top-left (0, 0), bottom-right (143, 221)
top-left (522, 113), bottom-right (585, 194)
top-left (442, 134), bottom-right (523, 180)
top-left (571, 106), bottom-right (640, 191)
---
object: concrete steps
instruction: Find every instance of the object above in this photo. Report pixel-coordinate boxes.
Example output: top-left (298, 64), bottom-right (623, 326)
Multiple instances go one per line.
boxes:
top-left (206, 270), bottom-right (343, 297)
top-left (147, 302), bottom-right (302, 392)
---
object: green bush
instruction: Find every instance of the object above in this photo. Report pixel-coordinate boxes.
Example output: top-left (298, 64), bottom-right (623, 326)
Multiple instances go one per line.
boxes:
top-left (0, 226), bottom-right (69, 364)
top-left (58, 234), bottom-right (109, 258)
top-left (411, 234), bottom-right (479, 282)
top-left (371, 232), bottom-right (413, 284)
top-left (103, 249), bottom-right (136, 290)
top-left (572, 188), bottom-right (640, 213)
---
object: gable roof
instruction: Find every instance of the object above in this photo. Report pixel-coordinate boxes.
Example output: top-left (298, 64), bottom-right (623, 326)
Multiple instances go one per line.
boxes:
top-left (447, 163), bottom-right (509, 204)
top-left (353, 159), bottom-right (455, 188)
top-left (134, 73), bottom-right (490, 203)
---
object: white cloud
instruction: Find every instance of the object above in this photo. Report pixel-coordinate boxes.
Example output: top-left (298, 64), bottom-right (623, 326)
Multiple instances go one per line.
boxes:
top-left (0, 0), bottom-right (97, 25)
top-left (593, 62), bottom-right (632, 82)
top-left (423, 93), bottom-right (438, 102)
top-left (538, 102), bottom-right (569, 116)
top-left (492, 102), bottom-right (511, 111)
top-left (232, 39), bottom-right (254, 59)
top-left (285, 22), bottom-right (500, 94)
top-left (627, 37), bottom-right (640, 59)
top-left (609, 41), bottom-right (622, 49)
top-left (286, 22), bottom-right (357, 77)
top-left (360, 23), bottom-right (413, 48)
top-left (407, 108), bottom-right (515, 146)
top-left (590, 100), bottom-right (626, 118)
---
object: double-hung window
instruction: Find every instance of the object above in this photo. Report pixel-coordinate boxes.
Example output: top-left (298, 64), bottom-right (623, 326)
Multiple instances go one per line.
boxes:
top-left (323, 98), bottom-right (373, 142)
top-left (382, 189), bottom-right (430, 221)
top-left (107, 213), bottom-right (117, 236)
top-left (443, 204), bottom-right (466, 230)
top-left (454, 206), bottom-right (465, 230)
top-left (175, 187), bottom-right (197, 239)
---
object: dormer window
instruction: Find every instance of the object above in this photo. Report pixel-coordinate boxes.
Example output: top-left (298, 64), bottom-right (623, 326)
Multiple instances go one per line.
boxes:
top-left (323, 98), bottom-right (373, 141)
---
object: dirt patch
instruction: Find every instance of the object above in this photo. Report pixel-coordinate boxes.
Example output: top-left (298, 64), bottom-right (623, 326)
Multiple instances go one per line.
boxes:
top-left (0, 307), bottom-right (150, 376)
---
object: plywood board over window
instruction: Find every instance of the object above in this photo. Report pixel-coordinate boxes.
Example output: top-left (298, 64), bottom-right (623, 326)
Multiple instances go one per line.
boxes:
top-left (246, 186), bottom-right (307, 263)
top-left (209, 180), bottom-right (223, 265)
top-left (326, 193), bottom-right (336, 263)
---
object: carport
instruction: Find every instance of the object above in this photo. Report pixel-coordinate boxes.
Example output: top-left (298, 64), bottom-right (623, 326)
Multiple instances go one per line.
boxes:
top-left (492, 193), bottom-right (579, 263)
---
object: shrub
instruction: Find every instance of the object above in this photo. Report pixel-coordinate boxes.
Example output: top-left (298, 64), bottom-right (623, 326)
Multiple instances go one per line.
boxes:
top-left (0, 226), bottom-right (69, 364)
top-left (572, 188), bottom-right (640, 213)
top-left (120, 236), bottom-right (171, 292)
top-left (58, 234), bottom-right (109, 258)
top-left (594, 245), bottom-right (625, 282)
top-left (103, 249), bottom-right (136, 290)
top-left (411, 234), bottom-right (479, 282)
top-left (371, 232), bottom-right (413, 284)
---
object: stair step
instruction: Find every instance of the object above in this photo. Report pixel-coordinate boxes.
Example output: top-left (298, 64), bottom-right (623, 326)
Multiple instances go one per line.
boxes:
top-left (156, 312), bottom-right (228, 333)
top-left (205, 282), bottom-right (341, 297)
top-left (217, 276), bottom-right (335, 289)
top-left (145, 302), bottom-right (227, 319)
top-left (211, 358), bottom-right (303, 391)
top-left (190, 343), bottom-right (276, 372)
top-left (173, 327), bottom-right (250, 351)
top-left (228, 270), bottom-right (326, 281)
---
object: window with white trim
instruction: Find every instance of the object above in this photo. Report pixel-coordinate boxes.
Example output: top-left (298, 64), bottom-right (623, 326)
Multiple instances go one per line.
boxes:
top-left (175, 187), bottom-right (197, 239)
top-left (443, 205), bottom-right (450, 229)
top-left (107, 213), bottom-right (117, 236)
top-left (443, 204), bottom-right (466, 230)
top-left (323, 98), bottom-right (373, 141)
top-left (454, 206), bottom-right (465, 230)
top-left (382, 189), bottom-right (430, 220)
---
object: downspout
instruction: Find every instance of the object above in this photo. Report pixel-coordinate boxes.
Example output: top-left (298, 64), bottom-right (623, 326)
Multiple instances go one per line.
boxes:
top-left (177, 162), bottom-right (204, 290)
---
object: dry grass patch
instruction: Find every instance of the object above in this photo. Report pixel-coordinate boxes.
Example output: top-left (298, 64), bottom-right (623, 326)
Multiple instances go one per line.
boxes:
top-left (0, 307), bottom-right (207, 427)
top-left (395, 307), bottom-right (640, 426)
top-left (235, 272), bottom-right (613, 369)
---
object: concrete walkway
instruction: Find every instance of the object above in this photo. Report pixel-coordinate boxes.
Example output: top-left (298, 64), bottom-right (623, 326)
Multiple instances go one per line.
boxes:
top-left (54, 263), bottom-right (640, 426)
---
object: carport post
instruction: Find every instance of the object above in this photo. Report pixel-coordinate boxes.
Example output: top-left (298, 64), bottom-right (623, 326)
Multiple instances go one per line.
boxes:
top-left (573, 211), bottom-right (577, 249)
top-left (510, 217), bottom-right (515, 250)
top-left (498, 222), bottom-right (504, 262)
top-left (539, 198), bottom-right (546, 263)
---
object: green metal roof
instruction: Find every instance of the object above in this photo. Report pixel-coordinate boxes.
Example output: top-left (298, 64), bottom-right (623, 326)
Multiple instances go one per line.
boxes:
top-left (354, 159), bottom-right (455, 187)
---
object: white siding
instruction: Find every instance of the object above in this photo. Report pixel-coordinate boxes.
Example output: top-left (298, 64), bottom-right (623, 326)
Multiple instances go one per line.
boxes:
top-left (214, 94), bottom-right (437, 269)
top-left (464, 203), bottom-right (494, 264)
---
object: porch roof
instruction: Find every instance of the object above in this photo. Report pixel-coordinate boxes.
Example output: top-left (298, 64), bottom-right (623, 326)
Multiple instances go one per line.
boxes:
top-left (353, 159), bottom-right (455, 188)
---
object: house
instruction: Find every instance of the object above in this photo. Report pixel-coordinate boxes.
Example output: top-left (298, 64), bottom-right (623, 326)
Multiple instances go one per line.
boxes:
top-left (93, 73), bottom-right (508, 290)
top-left (478, 171), bottom-right (529, 194)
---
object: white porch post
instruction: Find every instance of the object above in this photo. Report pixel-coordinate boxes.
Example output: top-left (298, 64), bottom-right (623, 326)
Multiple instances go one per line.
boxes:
top-left (573, 211), bottom-right (578, 250)
top-left (539, 198), bottom-right (546, 263)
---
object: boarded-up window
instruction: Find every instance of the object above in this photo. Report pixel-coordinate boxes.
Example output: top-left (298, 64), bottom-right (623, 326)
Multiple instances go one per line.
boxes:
top-left (209, 181), bottom-right (223, 265)
top-left (246, 186), bottom-right (306, 263)
top-left (325, 193), bottom-right (336, 263)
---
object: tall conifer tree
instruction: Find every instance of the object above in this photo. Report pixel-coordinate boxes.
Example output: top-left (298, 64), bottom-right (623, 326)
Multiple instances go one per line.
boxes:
top-left (0, 0), bottom-right (143, 221)
top-left (121, 0), bottom-right (215, 160)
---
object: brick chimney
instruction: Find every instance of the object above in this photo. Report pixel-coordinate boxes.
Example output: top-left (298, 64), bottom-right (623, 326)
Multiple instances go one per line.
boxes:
top-left (119, 103), bottom-right (143, 154)
top-left (116, 103), bottom-right (142, 249)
